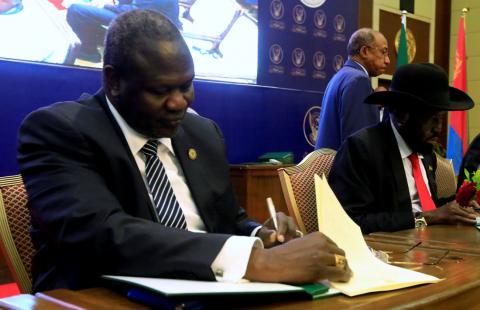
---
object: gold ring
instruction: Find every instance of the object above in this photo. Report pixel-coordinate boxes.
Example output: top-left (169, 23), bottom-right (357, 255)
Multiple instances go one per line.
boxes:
top-left (334, 254), bottom-right (347, 270)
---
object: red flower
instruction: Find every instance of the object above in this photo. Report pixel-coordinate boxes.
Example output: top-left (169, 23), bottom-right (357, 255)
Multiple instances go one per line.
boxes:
top-left (456, 181), bottom-right (477, 207)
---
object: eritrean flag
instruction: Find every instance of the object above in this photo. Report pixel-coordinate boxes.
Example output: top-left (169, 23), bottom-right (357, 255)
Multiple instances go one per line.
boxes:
top-left (447, 14), bottom-right (468, 175)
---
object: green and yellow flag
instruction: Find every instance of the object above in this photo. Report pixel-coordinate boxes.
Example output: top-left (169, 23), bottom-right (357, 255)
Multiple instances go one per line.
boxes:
top-left (397, 12), bottom-right (408, 67)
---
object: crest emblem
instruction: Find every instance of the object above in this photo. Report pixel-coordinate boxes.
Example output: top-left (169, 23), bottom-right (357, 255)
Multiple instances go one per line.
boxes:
top-left (314, 10), bottom-right (327, 29)
top-left (292, 48), bottom-right (305, 68)
top-left (188, 148), bottom-right (197, 160)
top-left (313, 51), bottom-right (325, 70)
top-left (300, 0), bottom-right (326, 8)
top-left (270, 0), bottom-right (284, 20)
top-left (292, 5), bottom-right (306, 24)
top-left (303, 106), bottom-right (321, 147)
top-left (332, 54), bottom-right (344, 72)
top-left (333, 14), bottom-right (345, 33)
top-left (269, 44), bottom-right (284, 65)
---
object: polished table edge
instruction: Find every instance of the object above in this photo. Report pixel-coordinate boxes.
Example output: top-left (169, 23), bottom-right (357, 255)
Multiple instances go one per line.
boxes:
top-left (230, 164), bottom-right (294, 170)
top-left (38, 287), bottom-right (149, 310)
top-left (0, 293), bottom-right (76, 310)
top-left (352, 277), bottom-right (480, 310)
top-left (369, 224), bottom-right (480, 255)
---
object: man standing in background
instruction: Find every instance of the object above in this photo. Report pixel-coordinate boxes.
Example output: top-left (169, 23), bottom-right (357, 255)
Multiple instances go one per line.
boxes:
top-left (315, 28), bottom-right (390, 150)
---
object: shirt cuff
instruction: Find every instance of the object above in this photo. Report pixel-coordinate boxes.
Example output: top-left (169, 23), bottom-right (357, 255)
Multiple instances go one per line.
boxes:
top-left (211, 236), bottom-right (263, 282)
top-left (250, 225), bottom-right (262, 237)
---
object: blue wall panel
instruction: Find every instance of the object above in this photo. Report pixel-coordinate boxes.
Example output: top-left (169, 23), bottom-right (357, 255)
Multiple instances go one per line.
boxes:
top-left (0, 59), bottom-right (322, 176)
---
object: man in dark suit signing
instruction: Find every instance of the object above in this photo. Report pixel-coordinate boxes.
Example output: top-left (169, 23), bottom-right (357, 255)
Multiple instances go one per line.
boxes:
top-left (17, 10), bottom-right (351, 292)
top-left (329, 63), bottom-right (478, 234)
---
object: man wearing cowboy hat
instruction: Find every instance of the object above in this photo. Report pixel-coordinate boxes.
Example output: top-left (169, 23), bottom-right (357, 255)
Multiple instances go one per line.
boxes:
top-left (328, 63), bottom-right (478, 234)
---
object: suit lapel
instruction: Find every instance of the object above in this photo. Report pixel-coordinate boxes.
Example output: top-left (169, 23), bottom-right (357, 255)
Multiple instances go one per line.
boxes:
top-left (171, 124), bottom-right (215, 231)
top-left (422, 152), bottom-right (439, 203)
top-left (382, 123), bottom-right (412, 209)
top-left (92, 90), bottom-right (159, 221)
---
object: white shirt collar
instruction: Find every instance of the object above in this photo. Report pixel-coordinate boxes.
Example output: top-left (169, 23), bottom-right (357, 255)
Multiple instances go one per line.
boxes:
top-left (352, 60), bottom-right (369, 77)
top-left (390, 118), bottom-right (413, 160)
top-left (105, 96), bottom-right (175, 155)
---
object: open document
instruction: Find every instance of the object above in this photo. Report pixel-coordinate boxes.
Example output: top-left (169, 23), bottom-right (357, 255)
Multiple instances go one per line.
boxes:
top-left (102, 276), bottom-right (339, 300)
top-left (314, 174), bottom-right (441, 296)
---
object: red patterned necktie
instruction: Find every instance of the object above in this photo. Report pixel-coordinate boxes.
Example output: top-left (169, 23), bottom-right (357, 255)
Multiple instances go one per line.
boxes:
top-left (408, 153), bottom-right (436, 211)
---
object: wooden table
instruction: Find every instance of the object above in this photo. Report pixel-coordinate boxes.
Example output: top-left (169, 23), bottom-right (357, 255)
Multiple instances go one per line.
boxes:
top-left (2, 226), bottom-right (480, 309)
top-left (242, 238), bottom-right (480, 309)
top-left (368, 225), bottom-right (480, 255)
top-left (230, 164), bottom-right (290, 223)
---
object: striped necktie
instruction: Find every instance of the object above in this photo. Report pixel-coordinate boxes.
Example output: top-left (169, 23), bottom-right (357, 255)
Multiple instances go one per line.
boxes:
top-left (141, 140), bottom-right (187, 229)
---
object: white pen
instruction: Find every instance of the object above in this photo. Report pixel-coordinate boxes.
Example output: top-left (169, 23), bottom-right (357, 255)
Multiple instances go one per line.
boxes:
top-left (266, 197), bottom-right (279, 230)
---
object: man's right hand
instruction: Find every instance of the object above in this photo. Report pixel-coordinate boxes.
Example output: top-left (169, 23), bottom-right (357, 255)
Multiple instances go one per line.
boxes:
top-left (424, 201), bottom-right (477, 225)
top-left (244, 232), bottom-right (352, 284)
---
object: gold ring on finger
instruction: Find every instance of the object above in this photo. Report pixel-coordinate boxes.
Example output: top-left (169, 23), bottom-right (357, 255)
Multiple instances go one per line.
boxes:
top-left (334, 254), bottom-right (347, 270)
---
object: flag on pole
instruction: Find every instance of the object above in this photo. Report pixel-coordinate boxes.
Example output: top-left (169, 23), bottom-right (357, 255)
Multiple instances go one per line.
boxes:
top-left (447, 9), bottom-right (469, 175)
top-left (397, 11), bottom-right (408, 67)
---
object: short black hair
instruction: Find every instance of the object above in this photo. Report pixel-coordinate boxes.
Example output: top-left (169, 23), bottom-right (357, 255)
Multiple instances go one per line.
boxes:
top-left (103, 9), bottom-right (182, 74)
top-left (347, 28), bottom-right (380, 57)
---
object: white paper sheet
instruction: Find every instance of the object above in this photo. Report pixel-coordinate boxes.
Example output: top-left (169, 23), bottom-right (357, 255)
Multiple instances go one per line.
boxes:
top-left (314, 174), bottom-right (441, 296)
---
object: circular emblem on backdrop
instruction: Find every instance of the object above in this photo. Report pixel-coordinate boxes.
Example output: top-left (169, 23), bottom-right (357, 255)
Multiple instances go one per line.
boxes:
top-left (314, 9), bottom-right (327, 29)
top-left (269, 44), bottom-right (284, 64)
top-left (300, 0), bottom-right (326, 8)
top-left (292, 48), bottom-right (306, 68)
top-left (270, 0), bottom-right (284, 20)
top-left (303, 106), bottom-right (321, 147)
top-left (333, 14), bottom-right (345, 33)
top-left (394, 27), bottom-right (417, 63)
top-left (313, 51), bottom-right (325, 70)
top-left (332, 54), bottom-right (344, 72)
top-left (292, 4), bottom-right (306, 24)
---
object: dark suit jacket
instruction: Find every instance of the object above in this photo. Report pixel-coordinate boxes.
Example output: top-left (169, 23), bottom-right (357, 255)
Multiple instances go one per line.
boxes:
top-left (328, 121), bottom-right (439, 234)
top-left (315, 59), bottom-right (380, 150)
top-left (17, 91), bottom-right (259, 292)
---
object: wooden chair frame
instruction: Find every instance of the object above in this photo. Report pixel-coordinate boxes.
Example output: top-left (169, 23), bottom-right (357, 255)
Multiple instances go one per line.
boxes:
top-left (434, 153), bottom-right (457, 199)
top-left (0, 175), bottom-right (32, 293)
top-left (277, 149), bottom-right (336, 234)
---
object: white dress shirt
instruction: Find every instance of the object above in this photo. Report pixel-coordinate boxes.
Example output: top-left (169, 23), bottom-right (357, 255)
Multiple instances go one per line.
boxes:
top-left (106, 97), bottom-right (262, 282)
top-left (390, 120), bottom-right (433, 213)
top-left (352, 60), bottom-right (369, 77)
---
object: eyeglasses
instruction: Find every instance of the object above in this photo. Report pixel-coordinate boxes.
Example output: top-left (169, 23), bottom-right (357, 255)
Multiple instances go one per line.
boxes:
top-left (367, 45), bottom-right (389, 58)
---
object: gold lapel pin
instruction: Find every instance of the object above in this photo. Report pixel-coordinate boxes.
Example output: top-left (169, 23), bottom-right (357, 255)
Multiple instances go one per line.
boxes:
top-left (188, 148), bottom-right (197, 160)
top-left (429, 165), bottom-right (433, 171)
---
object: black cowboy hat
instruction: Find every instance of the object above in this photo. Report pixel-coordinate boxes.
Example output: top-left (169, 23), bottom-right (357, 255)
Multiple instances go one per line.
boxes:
top-left (364, 62), bottom-right (474, 111)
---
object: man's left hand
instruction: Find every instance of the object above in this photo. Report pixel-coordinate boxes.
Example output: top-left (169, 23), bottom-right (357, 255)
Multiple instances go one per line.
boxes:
top-left (257, 212), bottom-right (298, 248)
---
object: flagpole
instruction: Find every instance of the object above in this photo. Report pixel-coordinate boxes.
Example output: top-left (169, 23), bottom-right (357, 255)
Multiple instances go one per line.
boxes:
top-left (401, 10), bottom-right (407, 28)
top-left (462, 7), bottom-right (469, 146)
